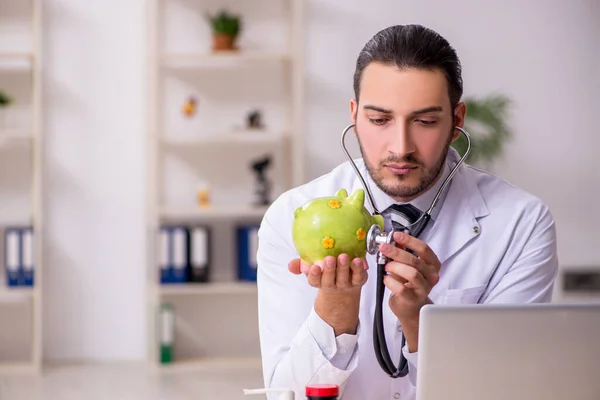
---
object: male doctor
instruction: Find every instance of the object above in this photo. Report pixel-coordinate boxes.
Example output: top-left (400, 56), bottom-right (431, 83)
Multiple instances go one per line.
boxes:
top-left (255, 24), bottom-right (558, 400)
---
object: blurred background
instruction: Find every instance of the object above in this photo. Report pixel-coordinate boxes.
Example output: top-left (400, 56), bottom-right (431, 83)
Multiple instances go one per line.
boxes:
top-left (0, 0), bottom-right (598, 398)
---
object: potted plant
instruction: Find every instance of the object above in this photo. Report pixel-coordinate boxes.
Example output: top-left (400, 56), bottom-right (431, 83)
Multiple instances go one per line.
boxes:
top-left (206, 10), bottom-right (241, 52)
top-left (451, 93), bottom-right (513, 168)
top-left (0, 90), bottom-right (12, 129)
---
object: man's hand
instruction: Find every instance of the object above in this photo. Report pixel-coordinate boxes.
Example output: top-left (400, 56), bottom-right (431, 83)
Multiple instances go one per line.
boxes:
top-left (288, 254), bottom-right (369, 336)
top-left (288, 254), bottom-right (368, 292)
top-left (378, 231), bottom-right (441, 351)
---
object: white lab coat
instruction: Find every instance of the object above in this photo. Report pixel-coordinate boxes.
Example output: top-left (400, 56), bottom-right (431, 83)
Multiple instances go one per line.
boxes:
top-left (256, 148), bottom-right (558, 400)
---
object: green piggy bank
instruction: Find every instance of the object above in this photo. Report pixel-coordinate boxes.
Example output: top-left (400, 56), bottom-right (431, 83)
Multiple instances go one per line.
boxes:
top-left (292, 188), bottom-right (385, 265)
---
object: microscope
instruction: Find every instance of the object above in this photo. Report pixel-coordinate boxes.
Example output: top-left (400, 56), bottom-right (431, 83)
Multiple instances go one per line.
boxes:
top-left (251, 155), bottom-right (272, 206)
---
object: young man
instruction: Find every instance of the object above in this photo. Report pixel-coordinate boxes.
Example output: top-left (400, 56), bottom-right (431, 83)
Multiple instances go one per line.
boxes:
top-left (256, 24), bottom-right (558, 400)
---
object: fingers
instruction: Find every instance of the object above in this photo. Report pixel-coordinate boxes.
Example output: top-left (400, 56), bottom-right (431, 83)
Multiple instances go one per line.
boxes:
top-left (301, 254), bottom-right (367, 291)
top-left (335, 254), bottom-right (351, 289)
top-left (392, 232), bottom-right (440, 267)
top-left (378, 242), bottom-right (420, 268)
top-left (350, 257), bottom-right (367, 286)
top-left (288, 259), bottom-right (302, 275)
top-left (385, 261), bottom-right (430, 295)
top-left (320, 256), bottom-right (337, 289)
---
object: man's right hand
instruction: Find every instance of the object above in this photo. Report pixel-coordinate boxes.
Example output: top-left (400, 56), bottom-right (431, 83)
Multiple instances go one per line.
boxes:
top-left (288, 254), bottom-right (368, 336)
top-left (288, 254), bottom-right (368, 293)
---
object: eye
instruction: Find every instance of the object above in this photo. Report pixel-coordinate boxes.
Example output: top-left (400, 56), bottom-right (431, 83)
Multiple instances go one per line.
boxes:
top-left (369, 118), bottom-right (389, 125)
top-left (416, 119), bottom-right (437, 126)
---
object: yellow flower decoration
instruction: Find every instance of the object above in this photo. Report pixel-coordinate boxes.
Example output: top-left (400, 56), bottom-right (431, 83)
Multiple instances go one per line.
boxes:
top-left (356, 228), bottom-right (366, 241)
top-left (322, 237), bottom-right (335, 249)
top-left (328, 200), bottom-right (341, 209)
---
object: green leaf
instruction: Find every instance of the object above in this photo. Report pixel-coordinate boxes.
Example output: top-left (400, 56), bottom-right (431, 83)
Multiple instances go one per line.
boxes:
top-left (206, 9), bottom-right (241, 37)
top-left (451, 93), bottom-right (513, 166)
top-left (0, 90), bottom-right (12, 107)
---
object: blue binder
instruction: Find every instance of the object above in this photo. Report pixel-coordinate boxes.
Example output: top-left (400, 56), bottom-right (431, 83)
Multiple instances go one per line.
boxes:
top-left (21, 227), bottom-right (34, 286)
top-left (236, 224), bottom-right (260, 282)
top-left (4, 228), bottom-right (21, 287)
top-left (170, 226), bottom-right (188, 283)
top-left (159, 226), bottom-right (189, 284)
top-left (159, 227), bottom-right (171, 284)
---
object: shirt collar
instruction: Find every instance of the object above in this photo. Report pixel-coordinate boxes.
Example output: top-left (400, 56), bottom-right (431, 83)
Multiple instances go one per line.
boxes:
top-left (359, 151), bottom-right (455, 222)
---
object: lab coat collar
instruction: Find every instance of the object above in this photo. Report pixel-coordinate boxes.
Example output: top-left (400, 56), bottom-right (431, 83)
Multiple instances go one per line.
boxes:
top-left (422, 147), bottom-right (490, 266)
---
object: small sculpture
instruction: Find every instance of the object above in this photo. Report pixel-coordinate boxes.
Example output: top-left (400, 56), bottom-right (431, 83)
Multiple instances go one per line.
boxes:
top-left (246, 109), bottom-right (264, 130)
top-left (197, 185), bottom-right (211, 208)
top-left (251, 155), bottom-right (272, 206)
top-left (182, 96), bottom-right (198, 118)
top-left (292, 189), bottom-right (384, 266)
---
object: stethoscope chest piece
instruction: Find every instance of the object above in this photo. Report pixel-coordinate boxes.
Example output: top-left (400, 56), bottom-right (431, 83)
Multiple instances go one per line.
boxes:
top-left (366, 224), bottom-right (395, 259)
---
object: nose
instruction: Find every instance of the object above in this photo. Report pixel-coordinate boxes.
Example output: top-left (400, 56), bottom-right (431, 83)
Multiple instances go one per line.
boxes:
top-left (387, 121), bottom-right (415, 156)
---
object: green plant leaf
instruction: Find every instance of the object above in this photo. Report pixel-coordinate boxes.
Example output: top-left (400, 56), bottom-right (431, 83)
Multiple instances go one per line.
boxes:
top-left (206, 9), bottom-right (241, 37)
top-left (0, 90), bottom-right (12, 107)
top-left (451, 93), bottom-right (513, 166)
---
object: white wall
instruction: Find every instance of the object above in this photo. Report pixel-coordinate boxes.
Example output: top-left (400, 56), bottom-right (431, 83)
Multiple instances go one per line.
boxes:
top-left (42, 0), bottom-right (146, 361)
top-left (38, 0), bottom-right (599, 361)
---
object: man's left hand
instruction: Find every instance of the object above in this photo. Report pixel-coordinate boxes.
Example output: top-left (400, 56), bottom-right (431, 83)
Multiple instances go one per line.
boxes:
top-left (378, 231), bottom-right (441, 351)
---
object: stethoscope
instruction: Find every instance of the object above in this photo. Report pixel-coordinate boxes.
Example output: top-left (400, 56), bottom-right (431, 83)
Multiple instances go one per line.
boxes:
top-left (340, 123), bottom-right (472, 378)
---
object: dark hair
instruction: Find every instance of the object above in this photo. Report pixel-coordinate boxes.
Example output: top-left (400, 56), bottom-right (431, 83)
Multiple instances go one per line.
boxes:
top-left (353, 24), bottom-right (463, 109)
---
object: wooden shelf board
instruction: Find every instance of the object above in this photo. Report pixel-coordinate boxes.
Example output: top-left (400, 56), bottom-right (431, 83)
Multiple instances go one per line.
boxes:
top-left (159, 281), bottom-right (257, 296)
top-left (160, 205), bottom-right (268, 220)
top-left (160, 51), bottom-right (291, 68)
top-left (160, 131), bottom-right (286, 145)
top-left (156, 356), bottom-right (262, 372)
top-left (0, 131), bottom-right (34, 146)
top-left (0, 287), bottom-right (35, 303)
top-left (0, 53), bottom-right (34, 71)
top-left (0, 210), bottom-right (32, 226)
top-left (0, 361), bottom-right (38, 374)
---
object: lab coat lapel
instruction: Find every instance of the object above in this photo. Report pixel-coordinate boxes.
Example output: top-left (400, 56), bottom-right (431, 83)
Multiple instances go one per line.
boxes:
top-left (423, 164), bottom-right (489, 268)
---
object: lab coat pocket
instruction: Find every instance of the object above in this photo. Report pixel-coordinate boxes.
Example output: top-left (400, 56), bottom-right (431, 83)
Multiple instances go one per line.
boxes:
top-left (436, 285), bottom-right (487, 304)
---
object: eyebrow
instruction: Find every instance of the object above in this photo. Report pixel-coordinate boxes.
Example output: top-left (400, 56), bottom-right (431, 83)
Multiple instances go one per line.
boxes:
top-left (362, 105), bottom-right (444, 115)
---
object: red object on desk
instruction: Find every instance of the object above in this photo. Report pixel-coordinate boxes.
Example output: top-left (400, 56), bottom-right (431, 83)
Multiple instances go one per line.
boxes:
top-left (305, 384), bottom-right (339, 399)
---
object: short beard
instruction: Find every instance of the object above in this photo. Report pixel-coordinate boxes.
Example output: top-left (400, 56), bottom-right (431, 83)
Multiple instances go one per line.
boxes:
top-left (357, 129), bottom-right (453, 200)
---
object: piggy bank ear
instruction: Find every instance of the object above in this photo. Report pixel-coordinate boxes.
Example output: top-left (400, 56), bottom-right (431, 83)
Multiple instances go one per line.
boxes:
top-left (348, 189), bottom-right (365, 208)
top-left (335, 188), bottom-right (348, 198)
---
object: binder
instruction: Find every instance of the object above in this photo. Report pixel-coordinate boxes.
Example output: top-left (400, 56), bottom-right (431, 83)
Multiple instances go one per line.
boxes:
top-left (236, 224), bottom-right (259, 282)
top-left (21, 227), bottom-right (34, 286)
top-left (4, 228), bottom-right (20, 287)
top-left (188, 226), bottom-right (211, 283)
top-left (170, 227), bottom-right (188, 283)
top-left (159, 227), bottom-right (171, 284)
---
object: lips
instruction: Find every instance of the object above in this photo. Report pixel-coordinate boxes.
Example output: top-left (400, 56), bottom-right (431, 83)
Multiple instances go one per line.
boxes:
top-left (385, 164), bottom-right (417, 175)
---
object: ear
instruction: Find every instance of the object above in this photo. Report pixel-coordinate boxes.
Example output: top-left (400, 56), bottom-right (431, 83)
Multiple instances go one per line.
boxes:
top-left (451, 102), bottom-right (467, 142)
top-left (335, 188), bottom-right (348, 198)
top-left (347, 189), bottom-right (365, 208)
top-left (350, 98), bottom-right (358, 124)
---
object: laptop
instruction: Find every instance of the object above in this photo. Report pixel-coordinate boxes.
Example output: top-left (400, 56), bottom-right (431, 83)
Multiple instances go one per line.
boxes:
top-left (416, 303), bottom-right (600, 400)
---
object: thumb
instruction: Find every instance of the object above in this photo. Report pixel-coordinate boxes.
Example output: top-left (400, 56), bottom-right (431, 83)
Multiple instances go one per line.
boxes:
top-left (288, 259), bottom-right (302, 275)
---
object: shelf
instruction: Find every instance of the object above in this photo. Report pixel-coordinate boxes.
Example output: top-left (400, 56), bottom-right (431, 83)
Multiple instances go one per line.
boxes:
top-left (0, 54), bottom-right (34, 72)
top-left (160, 205), bottom-right (268, 220)
top-left (0, 287), bottom-right (34, 303)
top-left (160, 130), bottom-right (286, 146)
top-left (160, 51), bottom-right (291, 69)
top-left (156, 356), bottom-right (262, 372)
top-left (0, 361), bottom-right (38, 374)
top-left (159, 281), bottom-right (257, 296)
top-left (0, 131), bottom-right (33, 147)
top-left (0, 209), bottom-right (32, 226)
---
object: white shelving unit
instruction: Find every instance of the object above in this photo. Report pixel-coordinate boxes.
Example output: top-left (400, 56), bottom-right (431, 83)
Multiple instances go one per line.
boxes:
top-left (0, 0), bottom-right (43, 373)
top-left (145, 0), bottom-right (304, 369)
